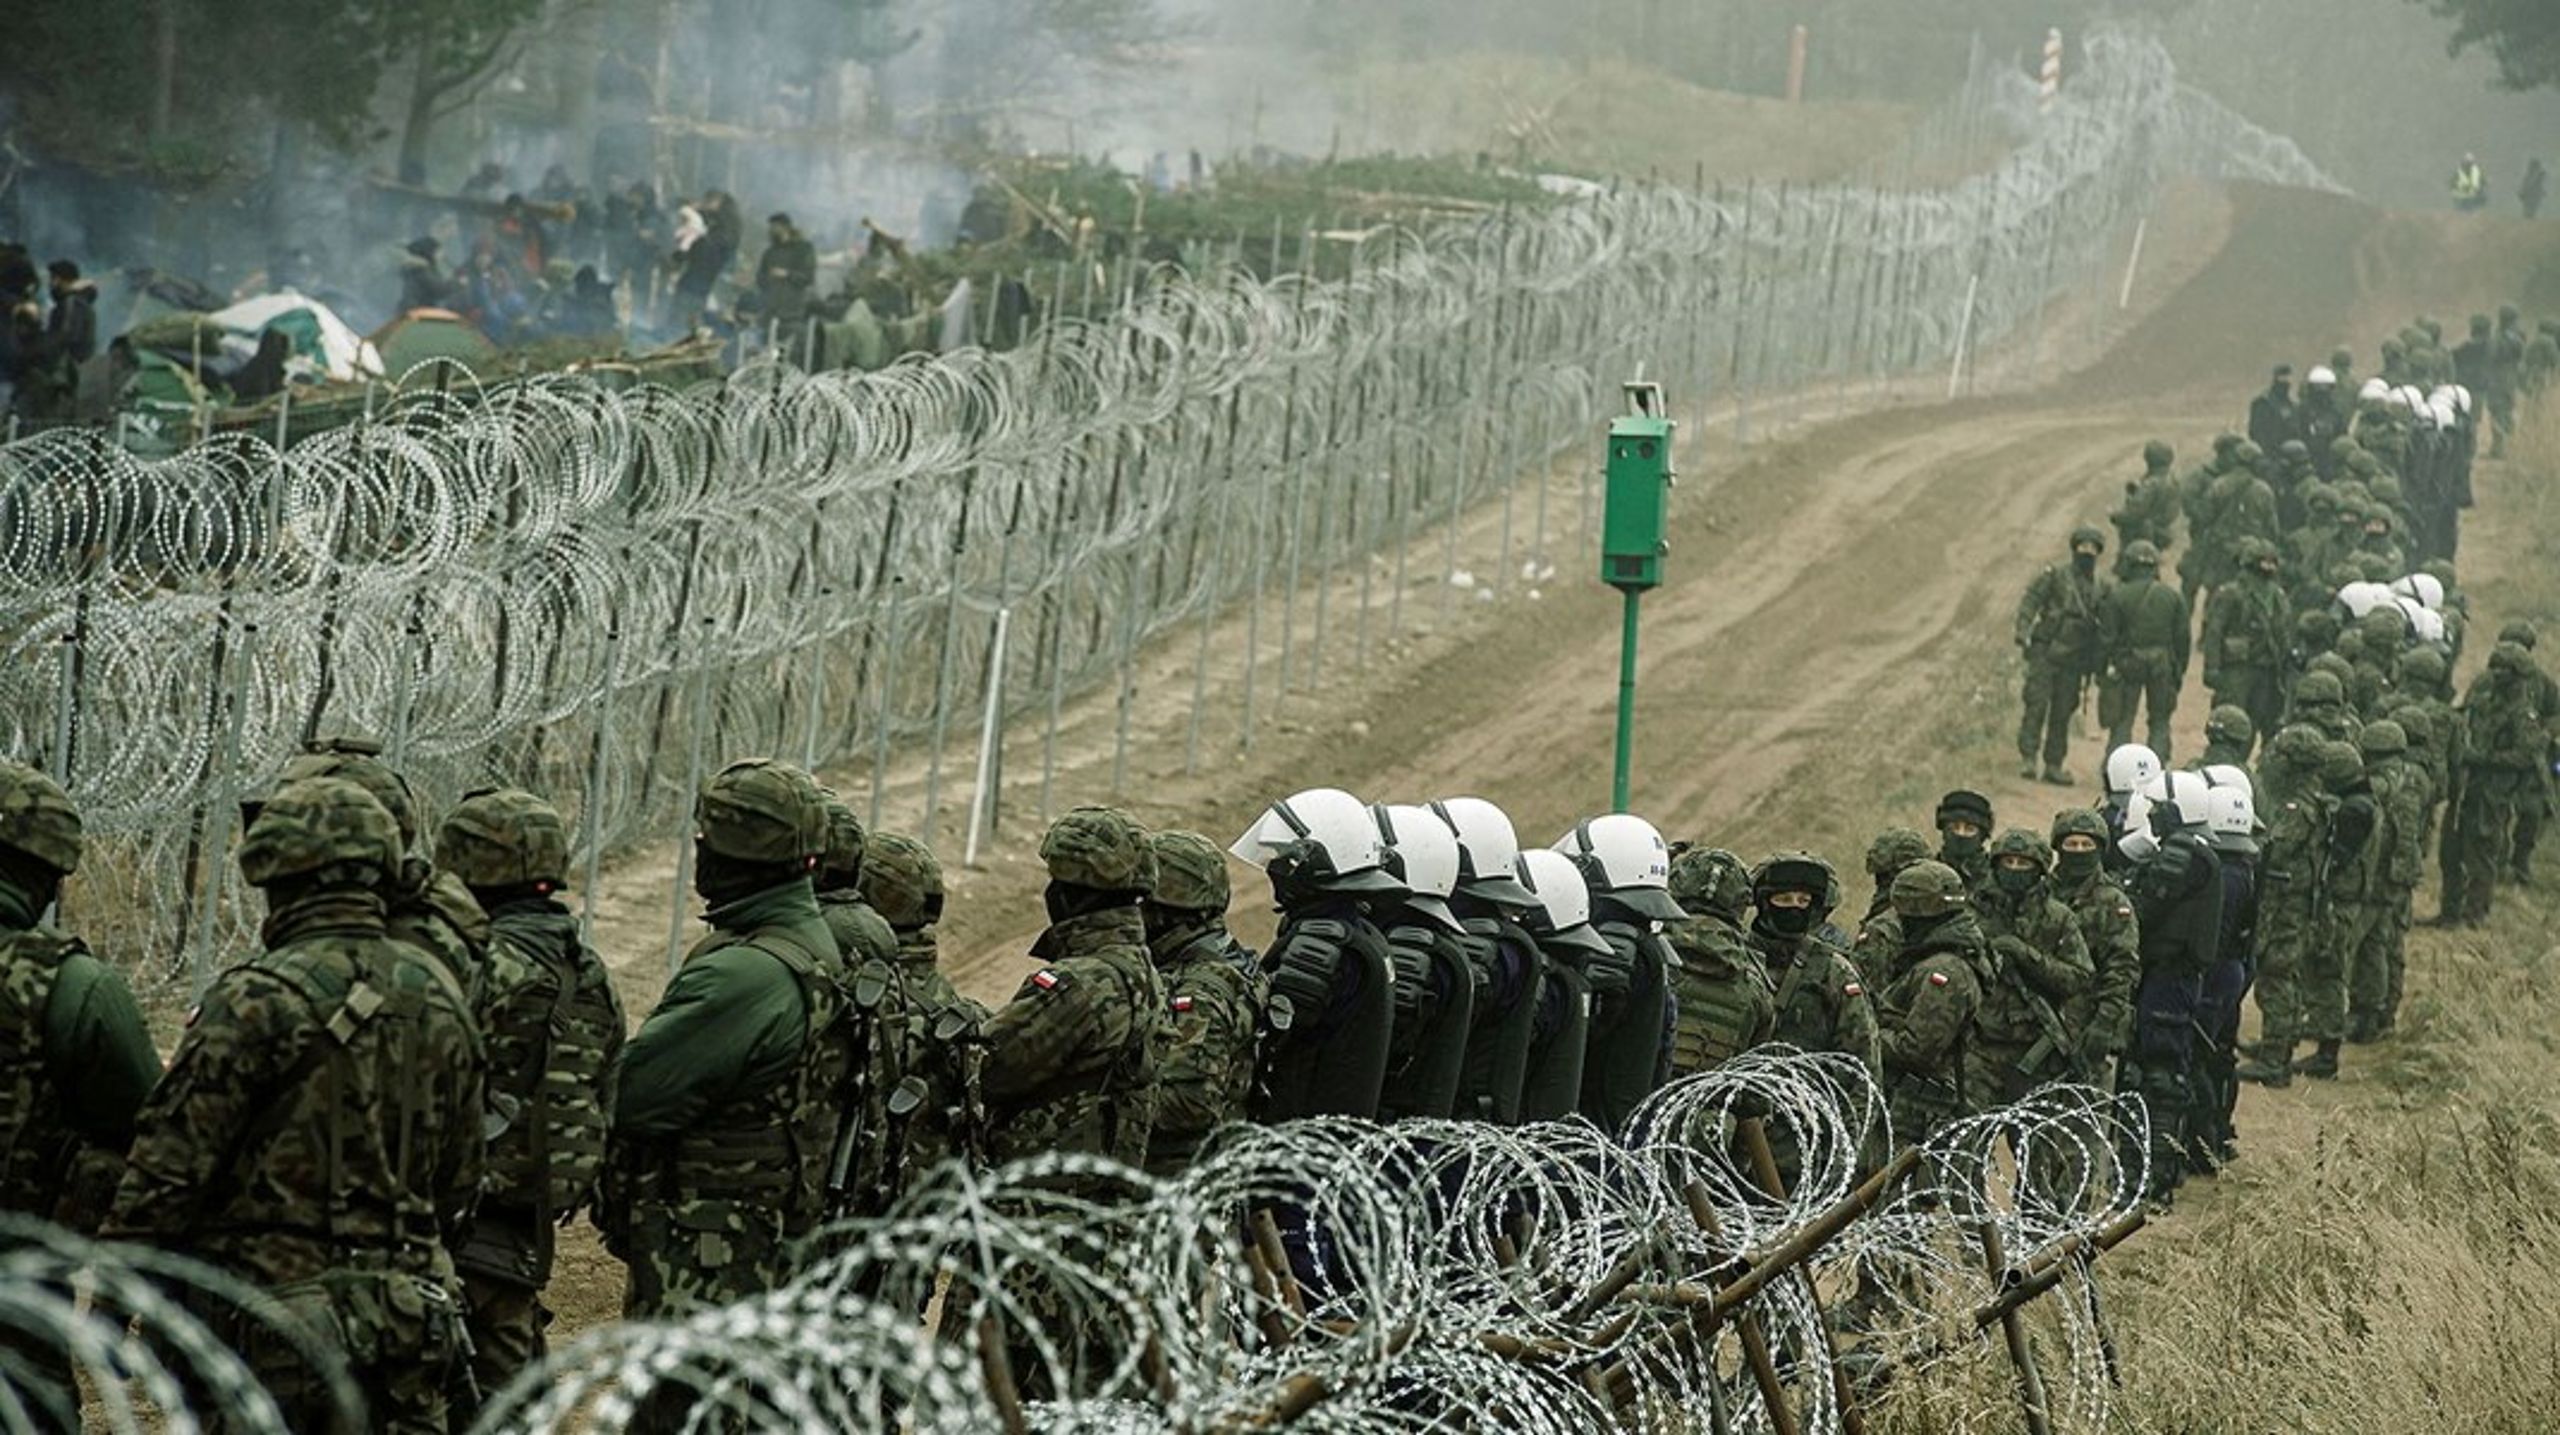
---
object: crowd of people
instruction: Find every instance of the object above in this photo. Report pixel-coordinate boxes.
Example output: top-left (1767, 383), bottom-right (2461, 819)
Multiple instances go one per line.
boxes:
top-left (0, 249), bottom-right (99, 427)
top-left (3, 290), bottom-right (2558, 1426)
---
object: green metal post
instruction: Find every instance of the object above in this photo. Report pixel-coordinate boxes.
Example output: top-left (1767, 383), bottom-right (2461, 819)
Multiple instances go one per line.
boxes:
top-left (1613, 587), bottom-right (1641, 813)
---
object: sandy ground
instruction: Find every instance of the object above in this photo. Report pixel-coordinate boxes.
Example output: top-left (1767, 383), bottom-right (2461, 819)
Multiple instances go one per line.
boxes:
top-left (540, 183), bottom-right (2560, 1341)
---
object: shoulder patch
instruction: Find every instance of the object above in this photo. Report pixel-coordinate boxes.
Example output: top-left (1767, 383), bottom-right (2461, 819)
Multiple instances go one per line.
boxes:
top-left (1927, 970), bottom-right (1951, 987)
top-left (1170, 994), bottom-right (1195, 1013)
top-left (1843, 982), bottom-right (1865, 998)
top-left (1031, 969), bottom-right (1064, 992)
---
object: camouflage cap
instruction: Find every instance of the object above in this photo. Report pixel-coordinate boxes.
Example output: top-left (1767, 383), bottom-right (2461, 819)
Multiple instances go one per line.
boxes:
top-left (818, 793), bottom-right (867, 887)
top-left (1668, 845), bottom-right (1753, 921)
top-left (1863, 825), bottom-right (1933, 879)
top-left (434, 787), bottom-right (569, 889)
top-left (1149, 830), bottom-right (1232, 913)
top-left (2124, 539), bottom-right (2161, 567)
top-left (1987, 827), bottom-right (2052, 868)
top-left (2205, 704), bottom-right (2256, 748)
top-left (1889, 860), bottom-right (1968, 918)
top-left (0, 759), bottom-right (81, 875)
top-left (2142, 439), bottom-right (2173, 468)
top-left (858, 831), bottom-right (943, 930)
top-left (2049, 806), bottom-right (2110, 849)
top-left (239, 775), bottom-right (401, 889)
top-left (1750, 850), bottom-right (1836, 900)
top-left (2498, 619), bottom-right (2539, 650)
top-left (2069, 525), bottom-right (2106, 552)
top-left (694, 758), bottom-right (828, 864)
top-left (2357, 720), bottom-right (2408, 757)
top-left (279, 734), bottom-right (418, 847)
top-left (1041, 806), bottom-right (1156, 893)
top-left (1934, 789), bottom-right (1994, 830)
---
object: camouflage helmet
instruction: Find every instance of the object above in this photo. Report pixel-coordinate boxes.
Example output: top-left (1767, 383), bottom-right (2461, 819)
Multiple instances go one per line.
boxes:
top-left (818, 793), bottom-right (867, 888)
top-left (1149, 830), bottom-right (1232, 913)
top-left (2293, 669), bottom-right (2346, 707)
top-left (2204, 704), bottom-right (2256, 750)
top-left (2212, 432), bottom-right (2242, 456)
top-left (434, 787), bottom-right (569, 889)
top-left (0, 760), bottom-right (81, 875)
top-left (1751, 850), bottom-right (1837, 901)
top-left (2489, 640), bottom-right (2534, 677)
top-left (2302, 482), bottom-right (2339, 516)
top-left (2231, 536), bottom-right (2275, 567)
top-left (2396, 646), bottom-right (2448, 691)
top-left (1041, 806), bottom-right (1156, 893)
top-left (858, 831), bottom-right (943, 930)
top-left (2369, 472), bottom-right (2404, 504)
top-left (1668, 846), bottom-right (1753, 922)
top-left (2049, 806), bottom-right (2110, 851)
top-left (2317, 740), bottom-right (2366, 793)
top-left (2123, 539), bottom-right (2161, 568)
top-left (2141, 439), bottom-right (2173, 468)
top-left (2498, 619), bottom-right (2539, 650)
top-left (2355, 553), bottom-right (2396, 583)
top-left (2069, 525), bottom-right (2106, 552)
top-left (693, 758), bottom-right (828, 865)
top-left (2294, 608), bottom-right (2340, 650)
top-left (2265, 725), bottom-right (2328, 781)
top-left (2234, 439), bottom-right (2264, 467)
top-left (279, 734), bottom-right (418, 848)
top-left (1863, 825), bottom-right (1933, 879)
top-left (1986, 827), bottom-right (2052, 871)
top-left (2357, 720), bottom-right (2408, 758)
top-left (2278, 439), bottom-right (2311, 462)
top-left (1889, 860), bottom-right (1968, 918)
top-left (238, 775), bottom-right (402, 889)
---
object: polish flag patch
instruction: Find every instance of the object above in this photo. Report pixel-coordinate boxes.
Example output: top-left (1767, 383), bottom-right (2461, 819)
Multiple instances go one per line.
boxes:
top-left (1843, 983), bottom-right (1865, 998)
top-left (1171, 995), bottom-right (1195, 1013)
top-left (1927, 971), bottom-right (1951, 987)
top-left (1032, 970), bottom-right (1062, 991)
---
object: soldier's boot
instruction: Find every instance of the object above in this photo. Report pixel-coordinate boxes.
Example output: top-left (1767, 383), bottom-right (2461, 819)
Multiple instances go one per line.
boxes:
top-left (2018, 759), bottom-right (2041, 780)
top-left (2296, 1040), bottom-right (2342, 1080)
top-left (2041, 765), bottom-right (2075, 786)
top-left (2235, 1040), bottom-right (2295, 1088)
top-left (2345, 1011), bottom-right (2380, 1044)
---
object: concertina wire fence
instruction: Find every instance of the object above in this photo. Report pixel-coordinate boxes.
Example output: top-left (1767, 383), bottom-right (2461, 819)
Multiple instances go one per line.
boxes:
top-left (0, 27), bottom-right (2339, 995)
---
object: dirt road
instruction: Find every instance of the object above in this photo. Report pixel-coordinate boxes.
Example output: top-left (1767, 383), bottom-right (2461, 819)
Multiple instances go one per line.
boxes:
top-left (547, 183), bottom-right (2560, 1342)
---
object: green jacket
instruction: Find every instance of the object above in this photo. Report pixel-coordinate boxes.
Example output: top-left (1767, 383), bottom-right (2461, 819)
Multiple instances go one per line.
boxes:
top-left (105, 887), bottom-right (486, 1288)
top-left (2100, 576), bottom-right (2191, 677)
top-left (1966, 884), bottom-right (2094, 1105)
top-left (1664, 914), bottom-right (1775, 1076)
top-left (1876, 913), bottom-right (1989, 1139)
top-left (2201, 573), bottom-right (2290, 686)
top-left (2051, 867), bottom-right (2140, 1065)
top-left (1144, 921), bottom-right (1262, 1176)
top-left (2015, 562), bottom-right (2105, 668)
top-left (1750, 929), bottom-right (1881, 1084)
top-left (982, 905), bottom-right (1167, 1169)
top-left (888, 928), bottom-right (988, 1199)
top-left (0, 877), bottom-right (160, 1230)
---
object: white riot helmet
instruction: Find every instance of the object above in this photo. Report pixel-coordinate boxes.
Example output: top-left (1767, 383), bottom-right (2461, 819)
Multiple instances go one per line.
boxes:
top-left (2164, 770), bottom-right (2213, 832)
top-left (1429, 796), bottom-right (1539, 909)
top-left (1554, 813), bottom-right (1683, 921)
top-left (2117, 791), bottom-right (2160, 863)
top-left (2306, 364), bottom-right (2337, 387)
top-left (2201, 763), bottom-right (2255, 803)
top-left (2450, 383), bottom-right (2474, 416)
top-left (2408, 605), bottom-right (2446, 647)
top-left (2206, 787), bottom-right (2258, 855)
top-left (2358, 376), bottom-right (2391, 403)
top-left (1230, 787), bottom-right (1404, 894)
top-left (2391, 573), bottom-right (2446, 611)
top-left (2104, 743), bottom-right (2167, 803)
top-left (2336, 581), bottom-right (2396, 620)
top-left (1515, 849), bottom-right (1612, 956)
top-left (2429, 397), bottom-right (2459, 431)
top-left (1374, 803), bottom-right (1463, 932)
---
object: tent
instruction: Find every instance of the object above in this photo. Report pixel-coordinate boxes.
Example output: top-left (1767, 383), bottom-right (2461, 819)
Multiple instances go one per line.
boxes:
top-left (369, 309), bottom-right (500, 377)
top-left (203, 290), bottom-right (384, 383)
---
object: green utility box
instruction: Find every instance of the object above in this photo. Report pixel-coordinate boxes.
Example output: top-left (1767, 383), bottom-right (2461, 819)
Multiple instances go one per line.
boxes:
top-left (1601, 383), bottom-right (1675, 591)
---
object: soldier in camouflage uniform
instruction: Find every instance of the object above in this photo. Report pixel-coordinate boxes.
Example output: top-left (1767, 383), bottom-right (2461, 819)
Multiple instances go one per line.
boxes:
top-left (2348, 722), bottom-right (2428, 1042)
top-left (2490, 621), bottom-right (2560, 884)
top-left (2110, 440), bottom-right (2180, 578)
top-left (2098, 541), bottom-right (2192, 760)
top-left (0, 762), bottom-right (161, 1430)
top-left (812, 796), bottom-right (929, 1221)
top-left (859, 832), bottom-right (988, 1196)
top-left (2047, 809), bottom-right (2138, 1085)
top-left (433, 788), bottom-right (624, 1401)
top-left (2195, 706), bottom-right (2258, 781)
top-left (981, 806), bottom-right (1166, 1169)
top-left (0, 760), bottom-right (158, 1230)
top-left (2014, 528), bottom-right (2109, 784)
top-left (603, 759), bottom-right (848, 1320)
top-left (1142, 831), bottom-right (1263, 1175)
top-left (2202, 539), bottom-right (2292, 746)
top-left (1745, 853), bottom-right (1879, 1083)
top-left (280, 736), bottom-right (490, 1006)
top-left (1662, 846), bottom-right (1775, 1076)
top-left (2446, 642), bottom-right (2547, 923)
top-left (2240, 733), bottom-right (2356, 1086)
top-left (1873, 862), bottom-right (1989, 1141)
top-left (1966, 830), bottom-right (2094, 1109)
top-left (1849, 827), bottom-right (1933, 987)
top-left (1933, 790), bottom-right (1996, 894)
top-left (2286, 669), bottom-right (2361, 743)
top-left (105, 777), bottom-right (485, 1434)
